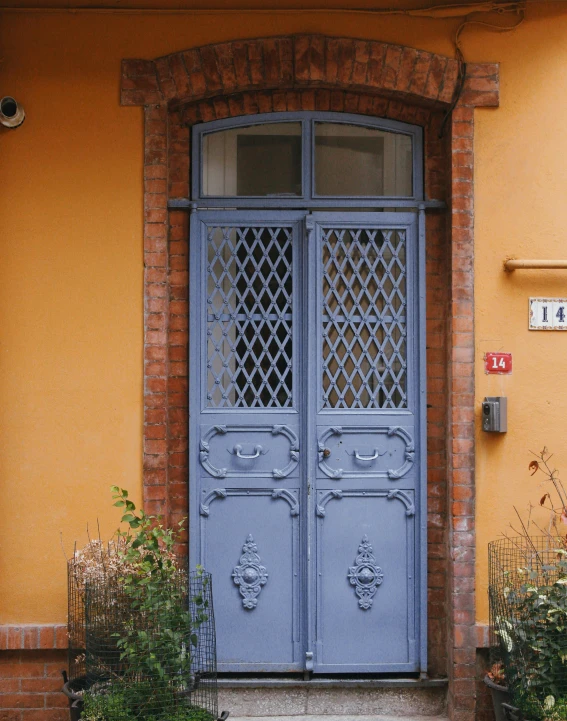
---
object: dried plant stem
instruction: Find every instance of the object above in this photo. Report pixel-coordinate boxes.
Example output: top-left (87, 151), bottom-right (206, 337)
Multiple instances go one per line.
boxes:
top-left (513, 506), bottom-right (544, 566)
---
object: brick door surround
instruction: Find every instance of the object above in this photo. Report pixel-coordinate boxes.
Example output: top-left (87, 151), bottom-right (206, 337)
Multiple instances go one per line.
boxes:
top-left (120, 34), bottom-right (499, 721)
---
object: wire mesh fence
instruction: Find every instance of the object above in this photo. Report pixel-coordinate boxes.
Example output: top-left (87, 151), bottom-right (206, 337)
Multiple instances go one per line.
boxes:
top-left (67, 550), bottom-right (218, 721)
top-left (489, 536), bottom-right (567, 721)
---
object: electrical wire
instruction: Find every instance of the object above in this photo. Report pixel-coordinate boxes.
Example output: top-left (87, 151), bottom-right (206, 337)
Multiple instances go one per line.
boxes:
top-left (455, 6), bottom-right (526, 63)
top-left (0, 0), bottom-right (551, 15)
top-left (0, 0), bottom-right (549, 69)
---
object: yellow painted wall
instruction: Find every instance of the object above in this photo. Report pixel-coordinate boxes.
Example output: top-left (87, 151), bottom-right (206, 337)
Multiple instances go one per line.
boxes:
top-left (472, 5), bottom-right (567, 622)
top-left (0, 2), bottom-right (566, 624)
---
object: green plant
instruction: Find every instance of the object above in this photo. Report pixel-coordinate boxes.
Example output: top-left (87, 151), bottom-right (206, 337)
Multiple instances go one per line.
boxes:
top-left (493, 448), bottom-right (567, 720)
top-left (79, 487), bottom-right (213, 721)
top-left (500, 556), bottom-right (567, 710)
top-left (82, 687), bottom-right (136, 721)
top-left (110, 486), bottom-right (207, 688)
top-left (490, 450), bottom-right (567, 720)
top-left (82, 685), bottom-right (215, 721)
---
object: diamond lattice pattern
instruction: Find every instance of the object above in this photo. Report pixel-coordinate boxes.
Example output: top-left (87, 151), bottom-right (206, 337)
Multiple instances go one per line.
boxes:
top-left (322, 227), bottom-right (407, 409)
top-left (206, 225), bottom-right (293, 408)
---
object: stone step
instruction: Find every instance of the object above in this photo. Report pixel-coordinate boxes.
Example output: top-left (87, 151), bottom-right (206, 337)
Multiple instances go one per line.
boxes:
top-left (218, 684), bottom-right (447, 718)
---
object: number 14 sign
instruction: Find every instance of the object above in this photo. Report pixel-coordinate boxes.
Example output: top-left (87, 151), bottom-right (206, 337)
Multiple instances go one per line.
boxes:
top-left (484, 352), bottom-right (512, 375)
top-left (529, 298), bottom-right (567, 330)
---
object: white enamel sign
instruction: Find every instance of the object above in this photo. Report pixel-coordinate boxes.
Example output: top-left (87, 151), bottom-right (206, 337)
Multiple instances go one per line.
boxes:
top-left (529, 298), bottom-right (567, 330)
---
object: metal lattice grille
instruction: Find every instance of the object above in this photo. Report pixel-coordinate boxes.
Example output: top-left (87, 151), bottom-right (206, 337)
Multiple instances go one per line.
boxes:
top-left (206, 225), bottom-right (293, 408)
top-left (321, 227), bottom-right (407, 409)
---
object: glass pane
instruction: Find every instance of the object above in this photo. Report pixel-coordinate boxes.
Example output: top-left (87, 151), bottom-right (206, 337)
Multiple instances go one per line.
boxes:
top-left (206, 224), bottom-right (293, 408)
top-left (315, 123), bottom-right (413, 197)
top-left (321, 226), bottom-right (407, 409)
top-left (202, 123), bottom-right (302, 197)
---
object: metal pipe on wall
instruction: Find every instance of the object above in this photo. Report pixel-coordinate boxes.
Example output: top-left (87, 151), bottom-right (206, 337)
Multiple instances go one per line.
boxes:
top-left (504, 258), bottom-right (567, 272)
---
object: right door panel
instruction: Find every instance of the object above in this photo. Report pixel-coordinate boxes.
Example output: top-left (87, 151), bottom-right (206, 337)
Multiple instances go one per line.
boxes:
top-left (315, 490), bottom-right (416, 670)
top-left (308, 213), bottom-right (423, 673)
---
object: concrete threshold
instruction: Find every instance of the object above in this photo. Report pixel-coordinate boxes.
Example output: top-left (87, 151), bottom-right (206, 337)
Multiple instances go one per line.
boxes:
top-left (218, 678), bottom-right (448, 689)
top-left (218, 678), bottom-right (448, 718)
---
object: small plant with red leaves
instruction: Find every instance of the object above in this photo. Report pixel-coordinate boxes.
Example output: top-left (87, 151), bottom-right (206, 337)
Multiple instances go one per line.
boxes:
top-left (487, 662), bottom-right (506, 687)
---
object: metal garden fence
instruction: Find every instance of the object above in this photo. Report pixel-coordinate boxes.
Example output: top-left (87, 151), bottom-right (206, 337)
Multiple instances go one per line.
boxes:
top-left (489, 536), bottom-right (567, 721)
top-left (66, 556), bottom-right (220, 721)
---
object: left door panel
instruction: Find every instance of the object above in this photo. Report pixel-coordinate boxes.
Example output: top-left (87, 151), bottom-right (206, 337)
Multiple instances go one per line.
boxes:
top-left (189, 210), bottom-right (304, 671)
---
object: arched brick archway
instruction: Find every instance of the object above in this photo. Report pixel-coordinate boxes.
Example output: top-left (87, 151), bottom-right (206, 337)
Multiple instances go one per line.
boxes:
top-left (121, 35), bottom-right (499, 721)
top-left (122, 35), bottom-right (497, 111)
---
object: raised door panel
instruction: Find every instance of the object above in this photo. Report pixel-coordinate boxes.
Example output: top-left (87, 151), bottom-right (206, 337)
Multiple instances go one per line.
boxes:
top-left (316, 424), bottom-right (416, 483)
top-left (314, 490), bottom-right (417, 672)
top-left (198, 489), bottom-right (301, 671)
top-left (199, 423), bottom-right (300, 481)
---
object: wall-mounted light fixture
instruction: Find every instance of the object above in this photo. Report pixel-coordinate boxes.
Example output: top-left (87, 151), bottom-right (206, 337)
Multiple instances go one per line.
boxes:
top-left (0, 96), bottom-right (25, 129)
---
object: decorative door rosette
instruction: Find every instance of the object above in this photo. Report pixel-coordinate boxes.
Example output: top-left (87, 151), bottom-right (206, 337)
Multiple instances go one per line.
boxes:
top-left (347, 535), bottom-right (384, 610)
top-left (317, 425), bottom-right (415, 480)
top-left (232, 534), bottom-right (268, 610)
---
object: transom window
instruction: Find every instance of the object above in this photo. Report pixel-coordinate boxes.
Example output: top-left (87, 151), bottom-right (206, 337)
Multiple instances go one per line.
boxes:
top-left (192, 112), bottom-right (423, 207)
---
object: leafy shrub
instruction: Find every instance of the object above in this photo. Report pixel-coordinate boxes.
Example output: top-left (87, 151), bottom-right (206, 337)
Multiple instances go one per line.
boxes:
top-left (82, 685), bottom-right (215, 721)
top-left (75, 487), bottom-right (215, 721)
top-left (498, 556), bottom-right (567, 720)
top-left (490, 449), bottom-right (567, 720)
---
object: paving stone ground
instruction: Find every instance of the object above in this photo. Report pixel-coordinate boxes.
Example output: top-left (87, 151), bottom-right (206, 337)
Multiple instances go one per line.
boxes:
top-left (228, 715), bottom-right (450, 721)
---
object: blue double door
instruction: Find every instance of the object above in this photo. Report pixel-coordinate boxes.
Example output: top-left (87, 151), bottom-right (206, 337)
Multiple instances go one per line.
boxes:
top-left (189, 210), bottom-right (426, 674)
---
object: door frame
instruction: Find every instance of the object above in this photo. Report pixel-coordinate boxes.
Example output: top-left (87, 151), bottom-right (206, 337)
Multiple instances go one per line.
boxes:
top-left (189, 110), bottom-right (427, 673)
top-left (124, 36), bottom-right (500, 705)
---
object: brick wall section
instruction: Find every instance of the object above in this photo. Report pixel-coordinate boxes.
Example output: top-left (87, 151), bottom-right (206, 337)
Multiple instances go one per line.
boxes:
top-left (122, 35), bottom-right (462, 110)
top-left (447, 102), bottom-right (477, 721)
top-left (0, 629), bottom-right (67, 653)
top-left (446, 62), bottom-right (499, 721)
top-left (0, 650), bottom-right (68, 721)
top-left (143, 104), bottom-right (170, 520)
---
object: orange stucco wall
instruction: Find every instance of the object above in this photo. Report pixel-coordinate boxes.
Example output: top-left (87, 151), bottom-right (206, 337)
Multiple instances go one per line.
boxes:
top-left (1, 3), bottom-right (567, 624)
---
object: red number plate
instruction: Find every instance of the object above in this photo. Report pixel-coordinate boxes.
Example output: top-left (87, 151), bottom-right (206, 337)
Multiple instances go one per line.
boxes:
top-left (484, 352), bottom-right (512, 375)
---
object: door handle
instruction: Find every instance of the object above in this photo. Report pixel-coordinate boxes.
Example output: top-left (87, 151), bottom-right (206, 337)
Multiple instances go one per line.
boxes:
top-left (353, 448), bottom-right (381, 462)
top-left (233, 444), bottom-right (263, 460)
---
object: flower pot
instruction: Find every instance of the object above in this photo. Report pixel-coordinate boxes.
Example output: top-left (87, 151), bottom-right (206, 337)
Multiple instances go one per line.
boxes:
top-left (484, 675), bottom-right (512, 721)
top-left (501, 703), bottom-right (525, 721)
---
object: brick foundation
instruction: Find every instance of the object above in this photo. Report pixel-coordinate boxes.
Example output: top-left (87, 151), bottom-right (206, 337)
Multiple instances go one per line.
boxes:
top-left (0, 649), bottom-right (68, 721)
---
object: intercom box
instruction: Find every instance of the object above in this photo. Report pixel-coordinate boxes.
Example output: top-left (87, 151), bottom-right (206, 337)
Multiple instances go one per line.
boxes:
top-left (482, 396), bottom-right (507, 433)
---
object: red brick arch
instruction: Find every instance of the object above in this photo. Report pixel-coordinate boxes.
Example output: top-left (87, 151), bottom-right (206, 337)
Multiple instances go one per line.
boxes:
top-left (122, 34), bottom-right (497, 111)
top-left (119, 35), bottom-right (499, 721)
